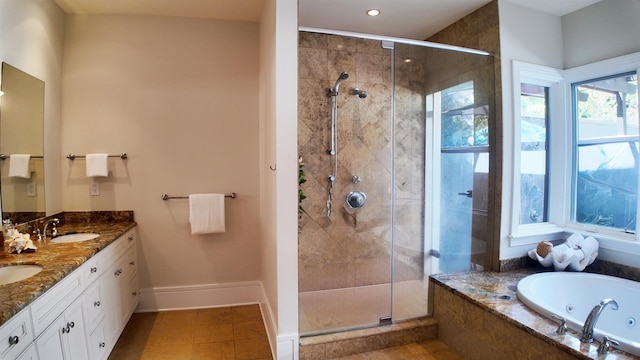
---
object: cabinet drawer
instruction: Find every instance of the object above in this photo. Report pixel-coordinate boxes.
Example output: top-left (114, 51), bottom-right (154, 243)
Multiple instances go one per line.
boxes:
top-left (30, 269), bottom-right (83, 335)
top-left (0, 308), bottom-right (33, 359)
top-left (83, 252), bottom-right (103, 286)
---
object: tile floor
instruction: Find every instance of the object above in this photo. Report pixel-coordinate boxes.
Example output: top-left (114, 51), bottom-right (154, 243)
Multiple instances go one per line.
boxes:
top-left (109, 305), bottom-right (462, 360)
top-left (108, 305), bottom-right (272, 359)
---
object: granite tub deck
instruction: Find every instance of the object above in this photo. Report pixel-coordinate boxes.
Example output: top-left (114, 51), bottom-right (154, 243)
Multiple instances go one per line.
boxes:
top-left (0, 211), bottom-right (136, 327)
top-left (431, 270), bottom-right (639, 359)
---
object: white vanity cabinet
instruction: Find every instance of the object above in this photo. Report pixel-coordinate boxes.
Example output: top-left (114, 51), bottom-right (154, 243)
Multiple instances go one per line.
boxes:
top-left (103, 228), bottom-right (138, 349)
top-left (0, 226), bottom-right (138, 360)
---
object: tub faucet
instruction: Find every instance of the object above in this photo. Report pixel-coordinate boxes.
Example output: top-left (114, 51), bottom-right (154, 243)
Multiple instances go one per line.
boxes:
top-left (580, 298), bottom-right (618, 343)
top-left (42, 218), bottom-right (60, 238)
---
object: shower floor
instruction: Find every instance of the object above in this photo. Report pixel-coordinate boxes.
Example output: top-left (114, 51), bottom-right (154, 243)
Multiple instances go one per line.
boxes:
top-left (299, 279), bottom-right (430, 336)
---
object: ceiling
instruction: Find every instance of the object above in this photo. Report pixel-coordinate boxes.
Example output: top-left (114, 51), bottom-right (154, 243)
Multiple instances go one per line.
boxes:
top-left (54, 0), bottom-right (602, 40)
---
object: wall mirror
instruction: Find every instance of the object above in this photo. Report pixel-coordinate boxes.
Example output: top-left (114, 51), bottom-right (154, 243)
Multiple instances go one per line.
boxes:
top-left (0, 62), bottom-right (46, 224)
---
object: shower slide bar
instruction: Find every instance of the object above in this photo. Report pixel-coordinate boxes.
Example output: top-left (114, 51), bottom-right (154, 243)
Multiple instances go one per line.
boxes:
top-left (161, 193), bottom-right (237, 200)
top-left (67, 153), bottom-right (128, 160)
top-left (0, 154), bottom-right (44, 160)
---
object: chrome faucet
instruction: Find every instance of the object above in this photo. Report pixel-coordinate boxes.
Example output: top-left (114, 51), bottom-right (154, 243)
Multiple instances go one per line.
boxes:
top-left (42, 218), bottom-right (60, 238)
top-left (580, 298), bottom-right (618, 343)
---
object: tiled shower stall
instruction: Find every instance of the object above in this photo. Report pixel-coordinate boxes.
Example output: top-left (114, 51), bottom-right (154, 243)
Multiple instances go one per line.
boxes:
top-left (297, 30), bottom-right (495, 336)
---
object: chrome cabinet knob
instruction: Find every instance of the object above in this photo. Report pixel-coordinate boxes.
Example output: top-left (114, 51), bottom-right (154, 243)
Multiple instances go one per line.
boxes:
top-left (94, 301), bottom-right (101, 307)
top-left (91, 266), bottom-right (98, 273)
top-left (8, 335), bottom-right (19, 345)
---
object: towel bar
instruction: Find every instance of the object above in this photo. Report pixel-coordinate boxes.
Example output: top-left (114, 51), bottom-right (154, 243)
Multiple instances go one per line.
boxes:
top-left (161, 193), bottom-right (237, 200)
top-left (67, 153), bottom-right (128, 160)
top-left (0, 154), bottom-right (44, 160)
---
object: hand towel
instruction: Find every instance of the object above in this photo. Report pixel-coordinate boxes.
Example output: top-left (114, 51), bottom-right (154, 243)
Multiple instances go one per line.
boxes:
top-left (86, 153), bottom-right (109, 177)
top-left (189, 193), bottom-right (226, 234)
top-left (8, 154), bottom-right (31, 178)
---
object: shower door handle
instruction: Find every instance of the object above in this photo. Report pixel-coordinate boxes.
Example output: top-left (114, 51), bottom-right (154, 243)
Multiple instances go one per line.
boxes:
top-left (458, 190), bottom-right (472, 198)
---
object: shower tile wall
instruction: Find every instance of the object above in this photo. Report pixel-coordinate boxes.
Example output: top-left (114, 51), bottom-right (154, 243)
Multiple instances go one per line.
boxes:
top-left (298, 32), bottom-right (426, 296)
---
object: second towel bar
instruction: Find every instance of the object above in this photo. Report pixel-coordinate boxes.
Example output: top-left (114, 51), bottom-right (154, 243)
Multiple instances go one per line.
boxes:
top-left (67, 153), bottom-right (128, 160)
top-left (161, 193), bottom-right (237, 200)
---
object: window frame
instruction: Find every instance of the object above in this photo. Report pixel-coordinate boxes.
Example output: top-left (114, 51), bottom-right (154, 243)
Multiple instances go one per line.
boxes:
top-left (564, 55), bottom-right (640, 242)
top-left (510, 61), bottom-right (566, 244)
top-left (509, 54), bottom-right (640, 262)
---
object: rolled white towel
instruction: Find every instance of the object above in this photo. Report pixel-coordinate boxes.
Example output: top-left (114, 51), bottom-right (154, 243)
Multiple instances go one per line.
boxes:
top-left (577, 236), bottom-right (599, 259)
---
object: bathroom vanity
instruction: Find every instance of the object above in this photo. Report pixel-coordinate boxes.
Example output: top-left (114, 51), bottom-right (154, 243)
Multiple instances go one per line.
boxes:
top-left (0, 213), bottom-right (137, 360)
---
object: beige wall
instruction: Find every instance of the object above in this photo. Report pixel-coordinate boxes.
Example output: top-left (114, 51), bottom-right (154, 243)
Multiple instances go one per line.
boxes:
top-left (61, 14), bottom-right (261, 289)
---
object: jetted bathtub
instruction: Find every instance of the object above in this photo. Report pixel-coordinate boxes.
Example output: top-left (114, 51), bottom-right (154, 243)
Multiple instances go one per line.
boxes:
top-left (517, 272), bottom-right (640, 356)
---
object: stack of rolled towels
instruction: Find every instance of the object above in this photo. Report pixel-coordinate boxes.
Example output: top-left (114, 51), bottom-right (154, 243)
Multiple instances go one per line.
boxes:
top-left (529, 232), bottom-right (598, 271)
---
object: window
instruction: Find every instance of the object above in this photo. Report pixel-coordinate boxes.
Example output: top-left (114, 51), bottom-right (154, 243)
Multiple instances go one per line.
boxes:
top-left (520, 84), bottom-right (549, 224)
top-left (510, 61), bottom-right (564, 242)
top-left (572, 72), bottom-right (639, 233)
top-left (510, 55), bottom-right (640, 249)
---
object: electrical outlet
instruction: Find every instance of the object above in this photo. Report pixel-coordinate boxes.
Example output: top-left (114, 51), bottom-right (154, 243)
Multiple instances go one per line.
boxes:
top-left (27, 181), bottom-right (36, 197)
top-left (90, 182), bottom-right (100, 196)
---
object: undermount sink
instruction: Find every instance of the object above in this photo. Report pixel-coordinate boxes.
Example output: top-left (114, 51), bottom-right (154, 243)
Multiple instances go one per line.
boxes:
top-left (0, 265), bottom-right (43, 285)
top-left (50, 233), bottom-right (100, 243)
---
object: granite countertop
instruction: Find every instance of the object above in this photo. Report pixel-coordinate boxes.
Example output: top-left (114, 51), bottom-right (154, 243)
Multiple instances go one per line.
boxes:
top-left (431, 270), bottom-right (638, 359)
top-left (0, 213), bottom-right (136, 328)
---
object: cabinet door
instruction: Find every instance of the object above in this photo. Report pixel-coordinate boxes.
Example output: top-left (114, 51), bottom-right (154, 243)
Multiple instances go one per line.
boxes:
top-left (15, 343), bottom-right (38, 360)
top-left (63, 299), bottom-right (90, 360)
top-left (84, 278), bottom-right (105, 335)
top-left (103, 256), bottom-right (123, 345)
top-left (0, 308), bottom-right (33, 359)
top-left (36, 299), bottom-right (90, 360)
top-left (87, 322), bottom-right (109, 360)
top-left (35, 315), bottom-right (66, 360)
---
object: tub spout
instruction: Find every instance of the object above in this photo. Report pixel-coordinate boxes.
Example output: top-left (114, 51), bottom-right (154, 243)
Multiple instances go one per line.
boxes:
top-left (580, 298), bottom-right (618, 343)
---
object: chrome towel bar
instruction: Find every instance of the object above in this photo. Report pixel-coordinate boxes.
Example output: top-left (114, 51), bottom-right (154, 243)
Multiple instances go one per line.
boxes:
top-left (0, 154), bottom-right (44, 160)
top-left (67, 153), bottom-right (128, 160)
top-left (161, 193), bottom-right (237, 200)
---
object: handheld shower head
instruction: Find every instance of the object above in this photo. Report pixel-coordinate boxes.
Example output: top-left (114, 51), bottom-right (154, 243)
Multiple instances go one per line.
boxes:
top-left (331, 72), bottom-right (349, 96)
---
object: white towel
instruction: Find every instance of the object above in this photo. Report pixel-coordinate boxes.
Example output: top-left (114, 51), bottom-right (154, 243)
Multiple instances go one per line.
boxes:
top-left (86, 153), bottom-right (109, 177)
top-left (189, 193), bottom-right (226, 234)
top-left (8, 154), bottom-right (31, 178)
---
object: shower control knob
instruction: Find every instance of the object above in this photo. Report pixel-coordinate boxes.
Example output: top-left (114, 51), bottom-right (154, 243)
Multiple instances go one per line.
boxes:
top-left (352, 175), bottom-right (361, 184)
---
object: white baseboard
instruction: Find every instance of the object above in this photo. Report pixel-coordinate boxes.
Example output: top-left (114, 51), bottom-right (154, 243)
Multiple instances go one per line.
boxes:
top-left (136, 281), bottom-right (264, 312)
top-left (276, 334), bottom-right (299, 360)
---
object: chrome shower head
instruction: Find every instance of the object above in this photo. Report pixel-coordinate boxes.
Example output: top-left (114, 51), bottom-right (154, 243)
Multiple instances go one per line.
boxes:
top-left (331, 72), bottom-right (349, 96)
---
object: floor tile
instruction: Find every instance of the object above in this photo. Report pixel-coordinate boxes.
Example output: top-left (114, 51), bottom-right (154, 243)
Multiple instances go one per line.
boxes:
top-left (110, 305), bottom-right (273, 359)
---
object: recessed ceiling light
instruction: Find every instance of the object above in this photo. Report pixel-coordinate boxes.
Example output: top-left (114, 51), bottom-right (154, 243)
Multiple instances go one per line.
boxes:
top-left (366, 9), bottom-right (380, 16)
top-left (403, 58), bottom-right (413, 63)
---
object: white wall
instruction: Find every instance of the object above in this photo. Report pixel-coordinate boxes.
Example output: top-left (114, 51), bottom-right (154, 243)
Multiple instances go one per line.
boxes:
top-left (0, 0), bottom-right (66, 216)
top-left (563, 0), bottom-right (640, 68)
top-left (258, 0), bottom-right (300, 357)
top-left (61, 15), bottom-right (262, 291)
top-left (498, 0), bottom-right (564, 260)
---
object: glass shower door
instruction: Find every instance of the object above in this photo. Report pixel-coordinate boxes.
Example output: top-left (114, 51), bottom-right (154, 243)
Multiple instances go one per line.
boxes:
top-left (430, 81), bottom-right (490, 274)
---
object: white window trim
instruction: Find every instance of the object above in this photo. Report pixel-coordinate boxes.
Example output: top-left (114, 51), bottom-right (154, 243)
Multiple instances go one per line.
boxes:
top-left (509, 55), bottom-right (640, 267)
top-left (509, 61), bottom-right (565, 241)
